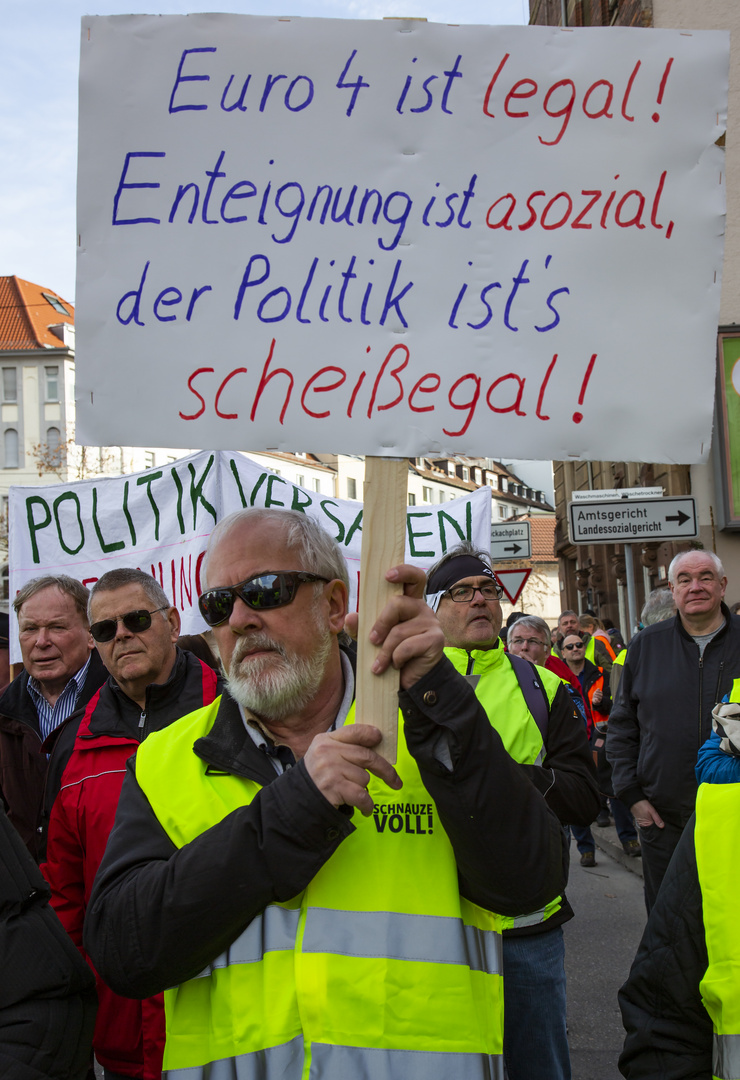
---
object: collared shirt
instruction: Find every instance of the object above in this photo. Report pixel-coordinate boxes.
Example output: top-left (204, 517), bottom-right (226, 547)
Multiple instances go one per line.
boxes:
top-left (27, 655), bottom-right (92, 743)
top-left (240, 651), bottom-right (355, 775)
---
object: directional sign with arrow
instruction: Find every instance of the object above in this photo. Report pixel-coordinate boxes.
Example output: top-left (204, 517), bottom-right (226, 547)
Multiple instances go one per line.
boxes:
top-left (568, 496), bottom-right (698, 545)
top-left (491, 521), bottom-right (532, 561)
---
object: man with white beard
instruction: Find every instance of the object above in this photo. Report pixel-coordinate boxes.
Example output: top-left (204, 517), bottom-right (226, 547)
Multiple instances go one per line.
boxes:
top-left (84, 508), bottom-right (566, 1080)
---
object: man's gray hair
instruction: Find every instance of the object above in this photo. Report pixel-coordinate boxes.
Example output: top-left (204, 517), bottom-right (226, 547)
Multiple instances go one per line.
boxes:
top-left (202, 508), bottom-right (350, 591)
top-left (668, 550), bottom-right (725, 586)
top-left (88, 568), bottom-right (172, 622)
top-left (641, 588), bottom-right (676, 626)
top-left (425, 541), bottom-right (492, 594)
top-left (14, 575), bottom-right (90, 624)
top-left (507, 614), bottom-right (551, 650)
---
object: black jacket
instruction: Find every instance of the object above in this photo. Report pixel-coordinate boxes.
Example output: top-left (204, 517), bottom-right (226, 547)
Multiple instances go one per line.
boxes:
top-left (83, 654), bottom-right (567, 1000)
top-left (606, 605), bottom-right (740, 824)
top-left (0, 651), bottom-right (108, 861)
top-left (618, 813), bottom-right (712, 1079)
top-left (0, 802), bottom-right (96, 1079)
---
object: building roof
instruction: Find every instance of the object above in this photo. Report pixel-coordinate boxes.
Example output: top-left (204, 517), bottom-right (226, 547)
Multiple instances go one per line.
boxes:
top-left (513, 514), bottom-right (557, 561)
top-left (0, 276), bottom-right (74, 351)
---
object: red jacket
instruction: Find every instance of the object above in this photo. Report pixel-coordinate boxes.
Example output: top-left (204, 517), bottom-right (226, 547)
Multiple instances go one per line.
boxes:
top-left (43, 648), bottom-right (220, 1079)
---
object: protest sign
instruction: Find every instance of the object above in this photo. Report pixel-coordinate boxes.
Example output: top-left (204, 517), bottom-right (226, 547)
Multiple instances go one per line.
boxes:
top-left (75, 16), bottom-right (728, 465)
top-left (7, 451), bottom-right (491, 664)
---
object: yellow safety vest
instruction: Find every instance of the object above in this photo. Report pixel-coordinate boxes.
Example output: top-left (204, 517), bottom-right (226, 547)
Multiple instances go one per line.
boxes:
top-left (445, 642), bottom-right (561, 766)
top-left (613, 649), bottom-right (627, 669)
top-left (696, 783), bottom-right (740, 1080)
top-left (585, 633), bottom-right (616, 667)
top-left (445, 644), bottom-right (563, 929)
top-left (135, 697), bottom-right (506, 1080)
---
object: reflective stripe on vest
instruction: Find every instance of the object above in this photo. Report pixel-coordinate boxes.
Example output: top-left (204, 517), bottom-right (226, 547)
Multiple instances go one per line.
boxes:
top-left (136, 698), bottom-right (505, 1079)
top-left (165, 1039), bottom-right (505, 1080)
top-left (696, 784), bottom-right (740, 1080)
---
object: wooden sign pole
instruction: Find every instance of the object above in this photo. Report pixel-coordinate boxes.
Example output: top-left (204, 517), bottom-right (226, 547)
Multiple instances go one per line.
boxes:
top-left (355, 456), bottom-right (409, 765)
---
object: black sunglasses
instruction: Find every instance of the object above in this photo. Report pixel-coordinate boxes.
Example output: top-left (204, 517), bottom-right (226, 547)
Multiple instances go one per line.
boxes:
top-left (198, 571), bottom-right (329, 627)
top-left (90, 606), bottom-right (169, 643)
top-left (563, 642), bottom-right (584, 651)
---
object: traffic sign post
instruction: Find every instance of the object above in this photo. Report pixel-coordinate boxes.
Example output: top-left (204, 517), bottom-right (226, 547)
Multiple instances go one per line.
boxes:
top-left (491, 521), bottom-right (532, 561)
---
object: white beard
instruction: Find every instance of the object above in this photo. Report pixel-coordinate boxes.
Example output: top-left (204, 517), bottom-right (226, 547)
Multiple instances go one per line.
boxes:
top-left (226, 624), bottom-right (332, 722)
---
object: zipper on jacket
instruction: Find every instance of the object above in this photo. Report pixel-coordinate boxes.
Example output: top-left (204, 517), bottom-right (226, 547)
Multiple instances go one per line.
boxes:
top-left (698, 655), bottom-right (704, 749)
top-left (138, 710), bottom-right (147, 740)
top-left (465, 652), bottom-right (475, 676)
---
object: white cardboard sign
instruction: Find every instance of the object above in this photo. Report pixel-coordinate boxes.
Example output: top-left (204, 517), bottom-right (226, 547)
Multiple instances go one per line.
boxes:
top-left (75, 17), bottom-right (728, 464)
top-left (8, 452), bottom-right (491, 664)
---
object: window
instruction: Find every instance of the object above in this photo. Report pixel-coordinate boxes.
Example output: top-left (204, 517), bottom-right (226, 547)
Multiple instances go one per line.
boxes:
top-left (45, 366), bottom-right (59, 401)
top-left (4, 429), bottom-right (18, 468)
top-left (462, 466), bottom-right (469, 481)
top-left (2, 368), bottom-right (17, 403)
top-left (313, 478), bottom-right (321, 492)
top-left (498, 504), bottom-right (509, 519)
top-left (144, 451), bottom-right (155, 469)
top-left (42, 292), bottom-right (71, 316)
top-left (422, 486), bottom-right (433, 502)
top-left (46, 427), bottom-right (62, 466)
top-left (408, 493), bottom-right (416, 506)
top-left (439, 490), bottom-right (446, 502)
top-left (296, 474), bottom-right (305, 487)
top-left (347, 477), bottom-right (357, 500)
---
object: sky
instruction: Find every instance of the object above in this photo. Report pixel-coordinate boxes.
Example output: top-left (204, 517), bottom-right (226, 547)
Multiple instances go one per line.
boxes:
top-left (1, 0), bottom-right (556, 497)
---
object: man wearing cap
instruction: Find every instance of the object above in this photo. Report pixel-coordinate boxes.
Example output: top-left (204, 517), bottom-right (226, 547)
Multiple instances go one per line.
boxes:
top-left (427, 543), bottom-right (599, 1080)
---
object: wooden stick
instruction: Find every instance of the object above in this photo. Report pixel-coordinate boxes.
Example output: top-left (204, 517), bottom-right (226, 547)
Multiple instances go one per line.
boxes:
top-left (355, 456), bottom-right (409, 765)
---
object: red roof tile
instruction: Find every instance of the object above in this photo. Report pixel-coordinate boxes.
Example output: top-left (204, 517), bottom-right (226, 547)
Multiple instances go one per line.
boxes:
top-left (0, 276), bottom-right (74, 351)
top-left (514, 514), bottom-right (557, 560)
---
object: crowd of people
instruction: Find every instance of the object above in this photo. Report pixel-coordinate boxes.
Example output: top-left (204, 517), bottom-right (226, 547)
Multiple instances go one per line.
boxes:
top-left (0, 516), bottom-right (736, 1080)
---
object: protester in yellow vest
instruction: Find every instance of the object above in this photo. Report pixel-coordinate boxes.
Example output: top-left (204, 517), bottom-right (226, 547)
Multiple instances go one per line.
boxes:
top-left (427, 548), bottom-right (599, 1080)
top-left (579, 613), bottom-right (616, 674)
top-left (83, 508), bottom-right (566, 1080)
top-left (619, 782), bottom-right (740, 1080)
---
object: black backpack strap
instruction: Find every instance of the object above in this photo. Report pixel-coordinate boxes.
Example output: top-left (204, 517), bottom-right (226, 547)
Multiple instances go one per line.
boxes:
top-left (507, 653), bottom-right (551, 745)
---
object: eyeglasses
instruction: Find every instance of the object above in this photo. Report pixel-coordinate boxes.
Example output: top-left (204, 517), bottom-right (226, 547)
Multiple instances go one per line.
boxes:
top-left (446, 582), bottom-right (504, 603)
top-left (510, 637), bottom-right (546, 649)
top-left (90, 606), bottom-right (169, 643)
top-left (563, 642), bottom-right (584, 651)
top-left (198, 571), bottom-right (329, 627)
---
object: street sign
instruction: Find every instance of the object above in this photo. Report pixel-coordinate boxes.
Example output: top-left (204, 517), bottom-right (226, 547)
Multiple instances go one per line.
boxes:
top-left (495, 568), bottom-right (532, 605)
top-left (571, 487), bottom-right (664, 502)
top-left (491, 521), bottom-right (532, 561)
top-left (568, 496), bottom-right (698, 545)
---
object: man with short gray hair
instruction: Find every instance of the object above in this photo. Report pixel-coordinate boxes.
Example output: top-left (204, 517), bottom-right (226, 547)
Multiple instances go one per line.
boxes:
top-left (608, 549), bottom-right (740, 910)
top-left (0, 575), bottom-right (107, 859)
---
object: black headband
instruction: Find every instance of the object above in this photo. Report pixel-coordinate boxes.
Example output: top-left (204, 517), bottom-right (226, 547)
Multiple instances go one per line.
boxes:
top-left (427, 556), bottom-right (495, 596)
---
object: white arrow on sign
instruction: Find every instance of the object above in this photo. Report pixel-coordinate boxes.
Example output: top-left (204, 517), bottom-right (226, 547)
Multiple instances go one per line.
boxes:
top-left (495, 568), bottom-right (532, 605)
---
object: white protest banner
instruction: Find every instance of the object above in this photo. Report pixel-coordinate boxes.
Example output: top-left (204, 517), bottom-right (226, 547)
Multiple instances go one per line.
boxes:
top-left (75, 17), bottom-right (728, 465)
top-left (8, 452), bottom-right (491, 663)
